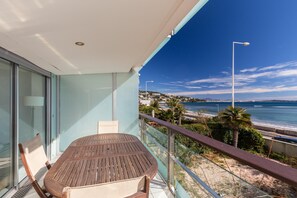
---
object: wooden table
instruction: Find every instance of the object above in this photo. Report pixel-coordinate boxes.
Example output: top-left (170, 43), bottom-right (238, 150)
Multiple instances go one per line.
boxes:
top-left (44, 134), bottom-right (158, 197)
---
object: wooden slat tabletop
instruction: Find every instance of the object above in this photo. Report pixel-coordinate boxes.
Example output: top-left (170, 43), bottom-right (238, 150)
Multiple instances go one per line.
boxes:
top-left (44, 134), bottom-right (158, 197)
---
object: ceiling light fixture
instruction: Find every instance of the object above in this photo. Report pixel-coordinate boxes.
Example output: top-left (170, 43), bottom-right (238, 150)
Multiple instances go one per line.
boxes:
top-left (75, 42), bottom-right (85, 46)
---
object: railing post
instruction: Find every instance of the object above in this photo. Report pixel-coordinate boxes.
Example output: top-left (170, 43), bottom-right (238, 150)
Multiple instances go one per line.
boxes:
top-left (140, 117), bottom-right (146, 142)
top-left (167, 128), bottom-right (175, 193)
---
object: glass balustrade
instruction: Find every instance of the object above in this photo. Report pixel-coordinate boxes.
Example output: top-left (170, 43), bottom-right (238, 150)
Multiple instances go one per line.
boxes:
top-left (141, 122), bottom-right (271, 198)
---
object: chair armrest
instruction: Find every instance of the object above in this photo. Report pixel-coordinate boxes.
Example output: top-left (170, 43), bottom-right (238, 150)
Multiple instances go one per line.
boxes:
top-left (45, 161), bottom-right (52, 170)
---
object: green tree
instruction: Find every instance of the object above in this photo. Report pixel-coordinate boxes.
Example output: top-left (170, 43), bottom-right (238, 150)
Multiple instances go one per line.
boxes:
top-left (218, 106), bottom-right (252, 148)
top-left (176, 103), bottom-right (186, 125)
top-left (166, 98), bottom-right (185, 125)
top-left (158, 109), bottom-right (174, 122)
top-left (150, 100), bottom-right (160, 109)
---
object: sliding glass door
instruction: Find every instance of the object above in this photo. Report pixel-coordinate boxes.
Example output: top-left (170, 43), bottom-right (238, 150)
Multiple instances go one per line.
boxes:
top-left (0, 47), bottom-right (52, 197)
top-left (0, 59), bottom-right (13, 197)
top-left (18, 68), bottom-right (46, 181)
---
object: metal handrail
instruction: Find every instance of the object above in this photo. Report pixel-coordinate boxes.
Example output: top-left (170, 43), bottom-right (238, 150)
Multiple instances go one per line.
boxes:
top-left (140, 113), bottom-right (297, 187)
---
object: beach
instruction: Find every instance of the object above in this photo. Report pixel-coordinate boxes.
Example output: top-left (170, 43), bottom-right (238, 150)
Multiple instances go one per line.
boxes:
top-left (184, 109), bottom-right (297, 137)
top-left (183, 101), bottom-right (297, 133)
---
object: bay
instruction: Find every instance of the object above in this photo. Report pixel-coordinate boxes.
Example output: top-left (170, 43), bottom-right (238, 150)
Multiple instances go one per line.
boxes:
top-left (183, 101), bottom-right (297, 130)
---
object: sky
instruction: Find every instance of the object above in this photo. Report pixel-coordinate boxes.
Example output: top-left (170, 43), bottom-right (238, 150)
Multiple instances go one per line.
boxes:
top-left (139, 0), bottom-right (297, 101)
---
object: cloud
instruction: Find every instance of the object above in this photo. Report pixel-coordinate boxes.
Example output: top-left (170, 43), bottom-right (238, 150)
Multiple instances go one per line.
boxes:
top-left (159, 82), bottom-right (201, 89)
top-left (188, 71), bottom-right (272, 86)
top-left (159, 82), bottom-right (177, 86)
top-left (168, 85), bottom-right (297, 96)
top-left (160, 60), bottom-right (297, 98)
top-left (240, 67), bottom-right (258, 73)
top-left (236, 71), bottom-right (274, 81)
top-left (258, 61), bottom-right (297, 71)
top-left (276, 69), bottom-right (297, 77)
top-left (184, 86), bottom-right (201, 89)
top-left (188, 77), bottom-right (230, 84)
top-left (188, 68), bottom-right (296, 88)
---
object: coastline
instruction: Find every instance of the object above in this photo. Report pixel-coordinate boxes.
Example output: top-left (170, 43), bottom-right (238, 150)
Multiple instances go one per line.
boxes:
top-left (183, 101), bottom-right (297, 130)
top-left (184, 110), bottom-right (297, 137)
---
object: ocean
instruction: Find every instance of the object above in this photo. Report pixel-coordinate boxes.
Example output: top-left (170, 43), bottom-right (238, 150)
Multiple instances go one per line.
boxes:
top-left (183, 101), bottom-right (297, 131)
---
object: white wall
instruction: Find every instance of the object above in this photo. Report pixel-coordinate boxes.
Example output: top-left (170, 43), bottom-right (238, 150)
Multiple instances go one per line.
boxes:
top-left (264, 138), bottom-right (297, 157)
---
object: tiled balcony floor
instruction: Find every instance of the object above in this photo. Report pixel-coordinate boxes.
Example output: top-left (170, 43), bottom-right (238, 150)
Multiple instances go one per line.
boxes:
top-left (149, 174), bottom-right (173, 198)
top-left (11, 172), bottom-right (173, 198)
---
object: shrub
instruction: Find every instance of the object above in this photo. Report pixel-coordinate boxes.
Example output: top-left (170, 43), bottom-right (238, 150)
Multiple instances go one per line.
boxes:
top-left (207, 120), bottom-right (233, 145)
top-left (181, 119), bottom-right (198, 125)
top-left (182, 123), bottom-right (210, 136)
top-left (263, 148), bottom-right (297, 168)
top-left (176, 124), bottom-right (212, 155)
top-left (238, 127), bottom-right (265, 153)
top-left (208, 118), bottom-right (264, 153)
top-left (139, 104), bottom-right (155, 115)
top-left (155, 126), bottom-right (167, 134)
top-left (158, 109), bottom-right (174, 122)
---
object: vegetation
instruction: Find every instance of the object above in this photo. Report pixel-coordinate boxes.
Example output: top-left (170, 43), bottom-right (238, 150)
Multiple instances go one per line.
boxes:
top-left (218, 106), bottom-right (252, 148)
top-left (266, 151), bottom-right (297, 169)
top-left (166, 98), bottom-right (186, 125)
top-left (140, 98), bottom-right (186, 125)
top-left (140, 99), bottom-right (297, 197)
top-left (140, 99), bottom-right (297, 168)
top-left (139, 104), bottom-right (157, 115)
top-left (238, 127), bottom-right (264, 152)
top-left (139, 90), bottom-right (206, 102)
top-left (141, 101), bottom-right (263, 153)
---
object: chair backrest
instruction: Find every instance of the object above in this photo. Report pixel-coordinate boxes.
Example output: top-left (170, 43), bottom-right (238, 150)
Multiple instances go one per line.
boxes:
top-left (18, 133), bottom-right (51, 198)
top-left (97, 120), bottom-right (119, 134)
top-left (18, 134), bottom-right (49, 180)
top-left (62, 176), bottom-right (149, 198)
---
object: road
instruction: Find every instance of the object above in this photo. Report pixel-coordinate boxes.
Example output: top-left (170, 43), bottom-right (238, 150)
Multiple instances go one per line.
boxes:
top-left (184, 113), bottom-right (297, 143)
top-left (259, 129), bottom-right (297, 145)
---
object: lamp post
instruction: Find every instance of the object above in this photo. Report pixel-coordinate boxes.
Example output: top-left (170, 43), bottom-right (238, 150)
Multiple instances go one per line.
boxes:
top-left (232, 41), bottom-right (250, 107)
top-left (145, 80), bottom-right (154, 99)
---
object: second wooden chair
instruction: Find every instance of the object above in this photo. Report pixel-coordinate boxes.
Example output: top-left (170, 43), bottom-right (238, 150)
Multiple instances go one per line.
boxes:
top-left (97, 120), bottom-right (119, 134)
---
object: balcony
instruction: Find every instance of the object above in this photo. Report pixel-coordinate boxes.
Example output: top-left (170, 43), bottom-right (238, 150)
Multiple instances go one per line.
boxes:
top-left (0, 1), bottom-right (296, 197)
top-left (7, 113), bottom-right (297, 197)
top-left (139, 113), bottom-right (297, 197)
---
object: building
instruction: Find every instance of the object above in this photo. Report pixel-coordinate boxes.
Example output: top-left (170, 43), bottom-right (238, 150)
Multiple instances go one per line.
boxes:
top-left (1, 1), bottom-right (296, 197)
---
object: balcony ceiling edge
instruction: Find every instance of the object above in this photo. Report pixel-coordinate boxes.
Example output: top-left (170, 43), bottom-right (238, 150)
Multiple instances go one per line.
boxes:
top-left (0, 0), bottom-right (202, 75)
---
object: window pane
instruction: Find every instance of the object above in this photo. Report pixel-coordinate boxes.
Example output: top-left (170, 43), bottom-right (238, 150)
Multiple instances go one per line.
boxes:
top-left (18, 68), bottom-right (46, 180)
top-left (0, 59), bottom-right (13, 196)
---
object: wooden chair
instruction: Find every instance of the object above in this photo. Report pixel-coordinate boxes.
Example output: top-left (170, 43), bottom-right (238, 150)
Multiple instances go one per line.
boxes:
top-left (18, 133), bottom-right (52, 198)
top-left (62, 176), bottom-right (150, 198)
top-left (97, 120), bottom-right (119, 134)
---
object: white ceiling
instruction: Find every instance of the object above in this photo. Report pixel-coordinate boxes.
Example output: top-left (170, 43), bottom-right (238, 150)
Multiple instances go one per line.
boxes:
top-left (0, 0), bottom-right (200, 75)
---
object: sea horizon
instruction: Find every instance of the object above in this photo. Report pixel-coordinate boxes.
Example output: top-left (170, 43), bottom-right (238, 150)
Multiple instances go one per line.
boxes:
top-left (183, 101), bottom-right (297, 131)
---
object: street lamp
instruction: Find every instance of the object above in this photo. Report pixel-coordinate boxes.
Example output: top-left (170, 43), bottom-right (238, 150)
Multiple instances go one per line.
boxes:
top-left (145, 80), bottom-right (154, 99)
top-left (232, 41), bottom-right (250, 107)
